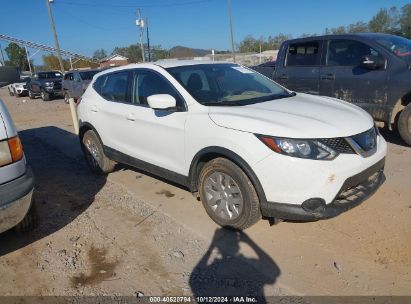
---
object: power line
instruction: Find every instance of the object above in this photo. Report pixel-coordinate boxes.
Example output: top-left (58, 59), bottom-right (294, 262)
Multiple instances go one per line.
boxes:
top-left (56, 0), bottom-right (215, 8)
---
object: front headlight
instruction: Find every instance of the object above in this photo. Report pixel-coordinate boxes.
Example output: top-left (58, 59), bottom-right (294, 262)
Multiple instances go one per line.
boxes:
top-left (44, 81), bottom-right (54, 86)
top-left (256, 135), bottom-right (338, 160)
top-left (15, 84), bottom-right (22, 88)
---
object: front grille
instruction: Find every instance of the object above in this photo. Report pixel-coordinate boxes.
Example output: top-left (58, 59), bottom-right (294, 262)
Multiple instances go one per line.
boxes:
top-left (318, 138), bottom-right (355, 154)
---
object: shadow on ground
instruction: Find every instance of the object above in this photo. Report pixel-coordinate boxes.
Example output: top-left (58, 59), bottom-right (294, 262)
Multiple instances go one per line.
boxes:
top-left (378, 127), bottom-right (409, 147)
top-left (0, 126), bottom-right (106, 256)
top-left (190, 228), bottom-right (280, 302)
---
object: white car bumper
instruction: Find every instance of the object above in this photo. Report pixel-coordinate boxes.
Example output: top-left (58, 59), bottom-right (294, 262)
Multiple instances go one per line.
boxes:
top-left (252, 135), bottom-right (387, 220)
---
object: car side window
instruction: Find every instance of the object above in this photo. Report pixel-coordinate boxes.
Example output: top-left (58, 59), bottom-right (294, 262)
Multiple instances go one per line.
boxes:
top-left (131, 70), bottom-right (184, 108)
top-left (286, 41), bottom-right (320, 66)
top-left (99, 71), bottom-right (130, 103)
top-left (73, 73), bottom-right (81, 82)
top-left (326, 39), bottom-right (383, 66)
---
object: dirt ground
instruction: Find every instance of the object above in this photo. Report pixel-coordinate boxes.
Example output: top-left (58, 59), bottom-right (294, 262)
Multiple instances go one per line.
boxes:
top-left (0, 87), bottom-right (410, 298)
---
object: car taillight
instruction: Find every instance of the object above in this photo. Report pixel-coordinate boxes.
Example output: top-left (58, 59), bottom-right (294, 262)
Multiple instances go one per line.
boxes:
top-left (0, 136), bottom-right (23, 167)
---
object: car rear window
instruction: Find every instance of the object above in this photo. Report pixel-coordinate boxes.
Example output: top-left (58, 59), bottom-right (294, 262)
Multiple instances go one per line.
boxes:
top-left (286, 41), bottom-right (320, 66)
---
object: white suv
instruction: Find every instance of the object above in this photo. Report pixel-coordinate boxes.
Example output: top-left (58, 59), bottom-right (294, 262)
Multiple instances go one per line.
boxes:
top-left (77, 61), bottom-right (387, 230)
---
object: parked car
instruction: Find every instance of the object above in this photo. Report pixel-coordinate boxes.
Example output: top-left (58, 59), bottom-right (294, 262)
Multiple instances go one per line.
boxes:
top-left (250, 61), bottom-right (276, 78)
top-left (7, 75), bottom-right (31, 97)
top-left (27, 71), bottom-right (63, 101)
top-left (0, 97), bottom-right (36, 233)
top-left (77, 61), bottom-right (387, 230)
top-left (63, 69), bottom-right (100, 104)
top-left (271, 33), bottom-right (411, 145)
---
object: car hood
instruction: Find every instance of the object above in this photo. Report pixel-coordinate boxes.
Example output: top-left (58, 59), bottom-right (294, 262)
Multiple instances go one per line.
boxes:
top-left (208, 93), bottom-right (374, 138)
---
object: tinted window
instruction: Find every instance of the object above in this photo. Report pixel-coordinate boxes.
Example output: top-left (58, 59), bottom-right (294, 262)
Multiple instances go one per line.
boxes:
top-left (99, 71), bottom-right (130, 103)
top-left (131, 70), bottom-right (183, 108)
top-left (64, 73), bottom-right (72, 80)
top-left (326, 39), bottom-right (382, 66)
top-left (38, 72), bottom-right (62, 79)
top-left (80, 70), bottom-right (99, 80)
top-left (286, 41), bottom-right (320, 66)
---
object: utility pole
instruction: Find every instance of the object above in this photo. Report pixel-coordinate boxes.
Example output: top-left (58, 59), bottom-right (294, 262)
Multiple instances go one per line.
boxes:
top-left (45, 0), bottom-right (65, 72)
top-left (227, 0), bottom-right (236, 63)
top-left (24, 46), bottom-right (32, 74)
top-left (136, 9), bottom-right (145, 62)
top-left (146, 17), bottom-right (151, 62)
top-left (0, 42), bottom-right (5, 66)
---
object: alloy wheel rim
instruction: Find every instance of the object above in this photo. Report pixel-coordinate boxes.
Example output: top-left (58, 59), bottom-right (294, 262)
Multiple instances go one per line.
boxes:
top-left (84, 138), bottom-right (100, 170)
top-left (204, 171), bottom-right (243, 220)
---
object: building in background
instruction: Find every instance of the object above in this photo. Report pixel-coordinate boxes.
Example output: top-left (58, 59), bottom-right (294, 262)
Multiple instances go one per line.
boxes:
top-left (100, 54), bottom-right (128, 68)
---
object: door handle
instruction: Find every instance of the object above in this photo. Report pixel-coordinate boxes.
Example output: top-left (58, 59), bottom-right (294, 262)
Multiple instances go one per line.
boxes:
top-left (321, 73), bottom-right (335, 80)
top-left (126, 113), bottom-right (135, 121)
top-left (278, 74), bottom-right (288, 80)
top-left (91, 105), bottom-right (99, 112)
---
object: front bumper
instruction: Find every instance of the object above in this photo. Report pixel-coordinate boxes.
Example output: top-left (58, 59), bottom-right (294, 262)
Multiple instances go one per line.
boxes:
top-left (261, 158), bottom-right (386, 221)
top-left (0, 167), bottom-right (35, 233)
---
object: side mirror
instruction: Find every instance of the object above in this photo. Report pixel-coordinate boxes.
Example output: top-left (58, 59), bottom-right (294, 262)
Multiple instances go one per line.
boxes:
top-left (147, 94), bottom-right (177, 110)
top-left (360, 55), bottom-right (384, 70)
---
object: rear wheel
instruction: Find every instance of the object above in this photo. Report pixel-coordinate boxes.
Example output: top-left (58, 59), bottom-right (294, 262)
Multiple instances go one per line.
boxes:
top-left (398, 104), bottom-right (411, 146)
top-left (198, 158), bottom-right (261, 230)
top-left (64, 91), bottom-right (70, 104)
top-left (81, 130), bottom-right (115, 175)
top-left (28, 90), bottom-right (35, 99)
top-left (41, 90), bottom-right (50, 101)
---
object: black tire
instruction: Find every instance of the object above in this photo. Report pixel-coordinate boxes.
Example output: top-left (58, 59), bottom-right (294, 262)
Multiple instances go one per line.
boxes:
top-left (28, 90), bottom-right (35, 99)
top-left (81, 130), bottom-right (115, 175)
top-left (15, 199), bottom-right (38, 232)
top-left (198, 157), bottom-right (261, 230)
top-left (64, 91), bottom-right (70, 104)
top-left (41, 89), bottom-right (50, 101)
top-left (398, 104), bottom-right (411, 146)
top-left (9, 88), bottom-right (14, 96)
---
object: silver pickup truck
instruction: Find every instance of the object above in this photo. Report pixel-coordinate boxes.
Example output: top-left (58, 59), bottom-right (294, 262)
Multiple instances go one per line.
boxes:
top-left (0, 97), bottom-right (36, 233)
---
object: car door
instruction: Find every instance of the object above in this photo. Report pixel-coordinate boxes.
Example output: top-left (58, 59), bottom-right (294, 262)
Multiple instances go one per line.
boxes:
top-left (319, 38), bottom-right (389, 121)
top-left (63, 72), bottom-right (72, 94)
top-left (123, 69), bottom-right (187, 175)
top-left (72, 72), bottom-right (83, 99)
top-left (91, 70), bottom-right (134, 154)
top-left (30, 73), bottom-right (39, 92)
top-left (275, 40), bottom-right (322, 94)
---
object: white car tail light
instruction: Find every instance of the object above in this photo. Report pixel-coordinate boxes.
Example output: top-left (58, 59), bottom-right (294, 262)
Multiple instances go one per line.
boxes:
top-left (0, 137), bottom-right (23, 167)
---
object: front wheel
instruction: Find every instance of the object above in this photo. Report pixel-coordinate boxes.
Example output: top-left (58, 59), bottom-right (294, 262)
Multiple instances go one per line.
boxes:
top-left (64, 91), bottom-right (70, 104)
top-left (81, 130), bottom-right (115, 175)
top-left (28, 90), bottom-right (35, 99)
top-left (198, 158), bottom-right (261, 230)
top-left (398, 104), bottom-right (411, 146)
top-left (15, 199), bottom-right (38, 232)
top-left (41, 90), bottom-right (50, 101)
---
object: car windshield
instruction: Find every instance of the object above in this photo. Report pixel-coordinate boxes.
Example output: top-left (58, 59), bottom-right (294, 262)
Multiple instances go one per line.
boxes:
top-left (80, 70), bottom-right (99, 80)
top-left (166, 63), bottom-right (292, 106)
top-left (374, 35), bottom-right (411, 60)
top-left (38, 72), bottom-right (62, 79)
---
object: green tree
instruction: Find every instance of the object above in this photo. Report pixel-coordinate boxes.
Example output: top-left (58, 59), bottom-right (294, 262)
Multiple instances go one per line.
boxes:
top-left (347, 21), bottom-right (369, 33)
top-left (368, 7), bottom-right (400, 34)
top-left (400, 4), bottom-right (411, 38)
top-left (113, 44), bottom-right (143, 63)
top-left (267, 34), bottom-right (292, 50)
top-left (93, 49), bottom-right (107, 60)
top-left (4, 42), bottom-right (29, 71)
top-left (42, 54), bottom-right (70, 71)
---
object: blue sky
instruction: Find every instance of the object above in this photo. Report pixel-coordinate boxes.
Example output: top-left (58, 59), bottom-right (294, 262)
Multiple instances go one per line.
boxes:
top-left (0, 0), bottom-right (409, 62)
